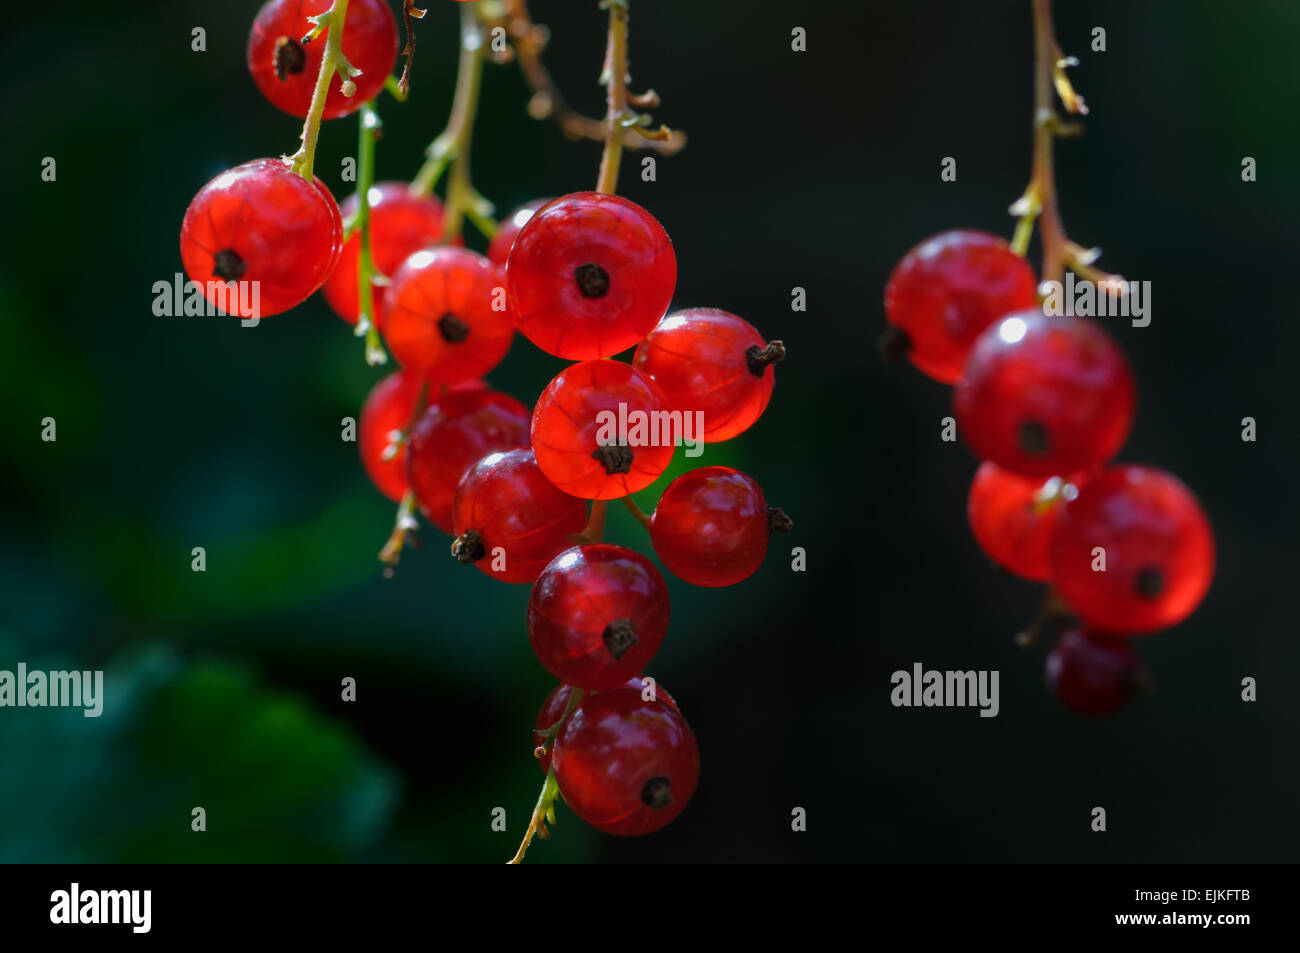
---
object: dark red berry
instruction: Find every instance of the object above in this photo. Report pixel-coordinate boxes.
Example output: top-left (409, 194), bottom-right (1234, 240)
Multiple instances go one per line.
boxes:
top-left (323, 183), bottom-right (446, 326)
top-left (487, 198), bottom-right (551, 266)
top-left (451, 448), bottom-right (588, 583)
top-left (383, 247), bottom-right (514, 384)
top-left (506, 192), bottom-right (676, 359)
top-left (883, 229), bottom-right (1040, 384)
top-left (552, 687), bottom-right (699, 836)
top-left (1046, 628), bottom-right (1143, 716)
top-left (1049, 465), bottom-right (1215, 634)
top-left (954, 312), bottom-right (1136, 478)
top-left (358, 370), bottom-right (426, 503)
top-left (527, 545), bottom-right (670, 691)
top-left (533, 677), bottom-right (678, 773)
top-left (966, 462), bottom-right (1085, 582)
top-left (531, 360), bottom-right (674, 500)
top-left (633, 309), bottom-right (783, 443)
top-left (651, 466), bottom-right (781, 587)
top-left (406, 386), bottom-right (530, 534)
top-left (180, 159), bottom-right (343, 317)
top-left (247, 0), bottom-right (398, 120)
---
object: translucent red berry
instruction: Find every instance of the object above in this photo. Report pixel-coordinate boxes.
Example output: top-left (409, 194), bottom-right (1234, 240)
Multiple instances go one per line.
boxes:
top-left (247, 0), bottom-right (398, 120)
top-left (552, 687), bottom-right (699, 836)
top-left (506, 192), bottom-right (676, 359)
top-left (1046, 628), bottom-right (1143, 716)
top-left (407, 387), bottom-right (530, 533)
top-left (323, 183), bottom-right (446, 326)
top-left (966, 462), bottom-right (1086, 582)
top-left (1049, 465), bottom-right (1215, 635)
top-left (450, 449), bottom-right (588, 584)
top-left (883, 229), bottom-right (1040, 383)
top-left (383, 247), bottom-right (514, 384)
top-left (180, 159), bottom-right (343, 317)
top-left (531, 360), bottom-right (675, 500)
top-left (533, 677), bottom-right (678, 773)
top-left (359, 370), bottom-right (427, 503)
top-left (527, 545), bottom-right (670, 691)
top-left (954, 312), bottom-right (1136, 478)
top-left (633, 309), bottom-right (785, 443)
top-left (651, 466), bottom-right (790, 587)
top-left (487, 198), bottom-right (550, 266)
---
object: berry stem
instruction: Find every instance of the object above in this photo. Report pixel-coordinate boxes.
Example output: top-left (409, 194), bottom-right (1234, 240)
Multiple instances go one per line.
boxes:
top-left (569, 500), bottom-right (608, 544)
top-left (378, 489), bottom-right (419, 567)
top-left (354, 100), bottom-right (390, 366)
top-left (595, 0), bottom-right (630, 195)
top-left (621, 496), bottom-right (652, 530)
top-left (507, 767), bottom-right (561, 865)
top-left (288, 0), bottom-right (359, 181)
top-left (1014, 585), bottom-right (1072, 648)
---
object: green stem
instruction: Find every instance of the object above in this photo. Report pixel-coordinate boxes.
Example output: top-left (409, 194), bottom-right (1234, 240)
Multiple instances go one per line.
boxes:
top-left (354, 101), bottom-right (389, 366)
top-left (596, 0), bottom-right (630, 194)
top-left (289, 0), bottom-right (358, 180)
top-left (507, 768), bottom-right (561, 865)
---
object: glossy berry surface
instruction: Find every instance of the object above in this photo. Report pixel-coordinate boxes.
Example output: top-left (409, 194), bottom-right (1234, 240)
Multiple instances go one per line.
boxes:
top-left (531, 360), bottom-right (674, 500)
top-left (651, 466), bottom-right (774, 587)
top-left (451, 448), bottom-right (587, 584)
top-left (407, 387), bottom-right (530, 533)
top-left (527, 545), bottom-right (670, 691)
top-left (552, 687), bottom-right (699, 836)
top-left (883, 229), bottom-right (1039, 383)
top-left (358, 370), bottom-right (427, 503)
top-left (633, 309), bottom-right (783, 443)
top-left (487, 198), bottom-right (550, 266)
top-left (506, 192), bottom-right (676, 359)
top-left (966, 462), bottom-right (1084, 582)
top-left (533, 677), bottom-right (678, 773)
top-left (1049, 465), bottom-right (1215, 635)
top-left (247, 0), bottom-right (398, 120)
top-left (180, 158), bottom-right (343, 317)
top-left (323, 183), bottom-right (446, 327)
top-left (382, 247), bottom-right (514, 383)
top-left (1046, 628), bottom-right (1143, 716)
top-left (954, 313), bottom-right (1136, 478)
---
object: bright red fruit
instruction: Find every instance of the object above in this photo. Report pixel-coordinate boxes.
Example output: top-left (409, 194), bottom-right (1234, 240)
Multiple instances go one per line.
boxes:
top-left (633, 309), bottom-right (785, 443)
top-left (883, 229), bottom-right (1039, 383)
top-left (323, 183), bottom-right (446, 326)
top-left (247, 0), bottom-right (398, 120)
top-left (506, 192), bottom-right (676, 359)
top-left (651, 467), bottom-right (788, 587)
top-left (533, 677), bottom-right (678, 773)
top-left (406, 387), bottom-right (530, 533)
top-left (966, 462), bottom-right (1085, 582)
top-left (527, 545), bottom-right (670, 691)
top-left (954, 313), bottom-right (1136, 478)
top-left (552, 687), bottom-right (699, 836)
top-left (1046, 628), bottom-right (1143, 716)
top-left (1049, 465), bottom-right (1215, 635)
top-left (180, 159), bottom-right (343, 318)
top-left (383, 247), bottom-right (514, 383)
top-left (531, 360), bottom-right (674, 500)
top-left (451, 449), bottom-right (588, 583)
top-left (487, 199), bottom-right (551, 266)
top-left (359, 370), bottom-right (427, 502)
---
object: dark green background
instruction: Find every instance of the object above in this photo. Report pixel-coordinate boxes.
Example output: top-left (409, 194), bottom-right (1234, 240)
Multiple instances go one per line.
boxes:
top-left (1, 0), bottom-right (1296, 863)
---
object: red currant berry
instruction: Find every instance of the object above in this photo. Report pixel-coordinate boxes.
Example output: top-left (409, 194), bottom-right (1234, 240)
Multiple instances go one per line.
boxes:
top-left (322, 183), bottom-right (446, 327)
top-left (487, 198), bottom-right (551, 267)
top-left (966, 462), bottom-right (1086, 582)
top-left (552, 687), bottom-right (699, 836)
top-left (247, 0), bottom-right (398, 120)
top-left (450, 449), bottom-right (588, 584)
top-left (1049, 465), bottom-right (1215, 635)
top-left (954, 313), bottom-right (1136, 478)
top-left (533, 677), bottom-right (678, 773)
top-left (632, 309), bottom-right (785, 443)
top-left (506, 192), bottom-right (676, 359)
top-left (382, 247), bottom-right (514, 383)
top-left (407, 387), bottom-right (530, 533)
top-left (359, 370), bottom-right (427, 503)
top-left (650, 467), bottom-right (791, 587)
top-left (180, 159), bottom-right (343, 318)
top-left (882, 229), bottom-right (1040, 384)
top-left (1046, 628), bottom-right (1143, 716)
top-left (527, 545), bottom-right (670, 691)
top-left (531, 360), bottom-right (675, 500)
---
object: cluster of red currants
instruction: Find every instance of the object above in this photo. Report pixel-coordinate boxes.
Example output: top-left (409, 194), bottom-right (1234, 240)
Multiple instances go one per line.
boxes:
top-left (883, 229), bottom-right (1215, 716)
top-left (178, 0), bottom-right (790, 846)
